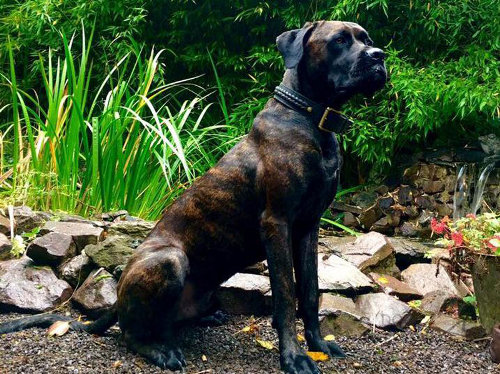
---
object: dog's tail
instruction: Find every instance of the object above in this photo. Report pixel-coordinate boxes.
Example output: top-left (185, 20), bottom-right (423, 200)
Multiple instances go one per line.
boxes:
top-left (0, 305), bottom-right (117, 335)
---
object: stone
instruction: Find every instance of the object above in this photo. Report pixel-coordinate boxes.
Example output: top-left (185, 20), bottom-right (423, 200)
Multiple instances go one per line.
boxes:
top-left (387, 209), bottom-right (402, 227)
top-left (478, 134), bottom-right (500, 155)
top-left (415, 195), bottom-right (435, 210)
top-left (401, 263), bottom-right (465, 297)
top-left (331, 202), bottom-right (362, 215)
top-left (430, 314), bottom-right (486, 340)
top-left (377, 197), bottom-right (395, 211)
top-left (444, 175), bottom-right (456, 193)
top-left (216, 273), bottom-right (272, 315)
top-left (343, 212), bottom-right (359, 227)
top-left (355, 293), bottom-right (424, 330)
top-left (491, 324), bottom-right (500, 363)
top-left (58, 251), bottom-right (94, 288)
top-left (318, 294), bottom-right (368, 337)
top-left (433, 166), bottom-right (448, 180)
top-left (398, 221), bottom-right (419, 237)
top-left (73, 269), bottom-right (117, 318)
top-left (398, 186), bottom-right (413, 205)
top-left (319, 254), bottom-right (373, 293)
top-left (26, 232), bottom-right (76, 266)
top-left (369, 272), bottom-right (423, 301)
top-left (12, 206), bottom-right (51, 234)
top-left (84, 235), bottom-right (138, 273)
top-left (388, 237), bottom-right (432, 270)
top-left (318, 236), bottom-right (356, 255)
top-left (436, 203), bottom-right (453, 217)
top-left (40, 221), bottom-right (104, 252)
top-left (0, 215), bottom-right (12, 235)
top-left (422, 180), bottom-right (445, 194)
top-left (352, 191), bottom-right (378, 209)
top-left (403, 205), bottom-right (420, 218)
top-left (375, 185), bottom-right (389, 195)
top-left (358, 205), bottom-right (383, 230)
top-left (420, 290), bottom-right (456, 315)
top-left (0, 257), bottom-right (72, 312)
top-left (340, 232), bottom-right (394, 272)
top-left (370, 217), bottom-right (393, 235)
top-left (107, 219), bottom-right (155, 239)
top-left (0, 233), bottom-right (12, 260)
top-left (101, 210), bottom-right (129, 222)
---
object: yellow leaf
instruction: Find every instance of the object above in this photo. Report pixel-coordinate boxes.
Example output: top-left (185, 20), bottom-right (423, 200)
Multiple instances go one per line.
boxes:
top-left (256, 339), bottom-right (275, 350)
top-left (409, 325), bottom-right (416, 332)
top-left (420, 315), bottom-right (431, 325)
top-left (324, 335), bottom-right (335, 341)
top-left (297, 334), bottom-right (305, 342)
top-left (47, 321), bottom-right (70, 337)
top-left (201, 354), bottom-right (207, 362)
top-left (241, 326), bottom-right (252, 333)
top-left (112, 361), bottom-right (122, 369)
top-left (378, 277), bottom-right (389, 284)
top-left (306, 351), bottom-right (329, 362)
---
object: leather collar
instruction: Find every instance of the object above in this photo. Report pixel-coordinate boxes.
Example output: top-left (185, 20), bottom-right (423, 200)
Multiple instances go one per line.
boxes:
top-left (274, 84), bottom-right (352, 134)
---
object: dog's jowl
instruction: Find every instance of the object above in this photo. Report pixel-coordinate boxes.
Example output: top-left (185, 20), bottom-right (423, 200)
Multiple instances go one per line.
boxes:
top-left (0, 21), bottom-right (386, 374)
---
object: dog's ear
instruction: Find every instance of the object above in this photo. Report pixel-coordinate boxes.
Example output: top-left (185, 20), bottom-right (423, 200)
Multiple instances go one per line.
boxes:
top-left (276, 24), bottom-right (314, 69)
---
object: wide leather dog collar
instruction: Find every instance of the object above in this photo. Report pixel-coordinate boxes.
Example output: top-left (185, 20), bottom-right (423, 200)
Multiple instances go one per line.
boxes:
top-left (274, 84), bottom-right (353, 134)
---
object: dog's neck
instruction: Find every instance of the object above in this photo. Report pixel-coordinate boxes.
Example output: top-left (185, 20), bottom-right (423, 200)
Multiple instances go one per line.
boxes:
top-left (281, 68), bottom-right (345, 110)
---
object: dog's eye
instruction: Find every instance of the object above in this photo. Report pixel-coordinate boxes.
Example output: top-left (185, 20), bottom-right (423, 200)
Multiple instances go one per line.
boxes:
top-left (335, 37), bottom-right (345, 44)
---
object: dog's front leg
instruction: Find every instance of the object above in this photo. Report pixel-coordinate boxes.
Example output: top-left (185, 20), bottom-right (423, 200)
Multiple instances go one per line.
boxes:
top-left (293, 225), bottom-right (346, 359)
top-left (260, 212), bottom-right (320, 374)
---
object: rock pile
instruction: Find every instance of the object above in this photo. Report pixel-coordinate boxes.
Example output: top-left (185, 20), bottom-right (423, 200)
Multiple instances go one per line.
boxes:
top-left (0, 207), bottom-right (486, 342)
top-left (332, 161), bottom-right (500, 237)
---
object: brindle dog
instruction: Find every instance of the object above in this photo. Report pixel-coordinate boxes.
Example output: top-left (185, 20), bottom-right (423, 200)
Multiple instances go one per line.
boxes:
top-left (0, 21), bottom-right (386, 374)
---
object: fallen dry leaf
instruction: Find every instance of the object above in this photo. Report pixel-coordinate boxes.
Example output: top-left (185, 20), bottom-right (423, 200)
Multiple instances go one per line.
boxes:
top-left (256, 339), bottom-right (275, 350)
top-left (378, 277), bottom-right (389, 284)
top-left (202, 354), bottom-right (207, 362)
top-left (112, 360), bottom-right (122, 369)
top-left (306, 351), bottom-right (329, 362)
top-left (409, 325), bottom-right (416, 332)
top-left (353, 362), bottom-right (363, 368)
top-left (47, 321), bottom-right (70, 337)
top-left (324, 334), bottom-right (335, 341)
top-left (297, 334), bottom-right (305, 342)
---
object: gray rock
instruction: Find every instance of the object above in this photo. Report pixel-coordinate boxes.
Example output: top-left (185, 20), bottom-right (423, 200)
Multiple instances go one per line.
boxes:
top-left (26, 232), bottom-right (76, 266)
top-left (242, 261), bottom-right (268, 276)
top-left (13, 206), bottom-right (51, 234)
top-left (479, 134), bottom-right (500, 155)
top-left (319, 254), bottom-right (373, 293)
top-left (73, 269), bottom-right (117, 318)
top-left (84, 235), bottom-right (137, 272)
top-left (343, 212), bottom-right (359, 227)
top-left (356, 293), bottom-right (424, 330)
top-left (398, 221), bottom-right (419, 237)
top-left (0, 257), bottom-right (72, 312)
top-left (107, 220), bottom-right (155, 239)
top-left (401, 263), bottom-right (464, 297)
top-left (340, 232), bottom-right (394, 272)
top-left (216, 273), bottom-right (272, 315)
top-left (422, 180), bottom-right (445, 194)
top-left (0, 233), bottom-right (12, 260)
top-left (318, 236), bottom-right (356, 255)
top-left (370, 216), bottom-right (394, 235)
top-left (431, 314), bottom-right (486, 340)
top-left (398, 186), bottom-right (413, 205)
top-left (352, 191), bottom-right (378, 209)
top-left (319, 294), bottom-right (368, 337)
top-left (369, 272), bottom-right (423, 301)
top-left (40, 221), bottom-right (104, 252)
top-left (58, 251), bottom-right (94, 288)
top-left (331, 202), bottom-right (363, 215)
top-left (388, 237), bottom-right (431, 269)
top-left (101, 210), bottom-right (129, 222)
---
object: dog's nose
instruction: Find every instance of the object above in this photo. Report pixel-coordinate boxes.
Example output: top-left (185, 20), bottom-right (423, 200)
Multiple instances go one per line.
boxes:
top-left (366, 48), bottom-right (385, 61)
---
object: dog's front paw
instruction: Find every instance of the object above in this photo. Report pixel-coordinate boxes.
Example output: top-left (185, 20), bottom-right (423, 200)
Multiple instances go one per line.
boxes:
top-left (281, 349), bottom-right (321, 374)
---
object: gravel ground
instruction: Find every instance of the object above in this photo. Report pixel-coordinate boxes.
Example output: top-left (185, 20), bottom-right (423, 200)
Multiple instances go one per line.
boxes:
top-left (0, 311), bottom-right (498, 374)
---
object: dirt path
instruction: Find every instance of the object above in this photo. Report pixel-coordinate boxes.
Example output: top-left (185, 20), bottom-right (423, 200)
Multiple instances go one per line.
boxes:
top-left (0, 312), bottom-right (497, 373)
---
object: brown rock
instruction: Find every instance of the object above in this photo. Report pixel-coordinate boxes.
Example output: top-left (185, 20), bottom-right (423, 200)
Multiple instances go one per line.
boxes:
top-left (58, 252), bottom-right (94, 288)
top-left (0, 257), bottom-right (72, 312)
top-left (436, 203), bottom-right (453, 217)
top-left (331, 202), bottom-right (363, 215)
top-left (343, 212), bottom-right (359, 227)
top-left (352, 191), bottom-right (378, 209)
top-left (491, 324), bottom-right (500, 363)
top-left (422, 180), bottom-right (445, 194)
top-left (73, 269), bottom-right (117, 318)
top-left (0, 233), bottom-right (12, 260)
top-left (375, 185), bottom-right (389, 195)
top-left (26, 232), bottom-right (77, 266)
top-left (403, 205), bottom-right (420, 219)
top-left (12, 206), bottom-right (51, 234)
top-left (398, 186), bottom-right (413, 205)
top-left (444, 175), bottom-right (457, 193)
top-left (377, 197), bottom-right (395, 211)
top-left (318, 294), bottom-right (368, 337)
top-left (0, 215), bottom-right (12, 235)
top-left (387, 210), bottom-right (402, 227)
top-left (370, 217), bottom-right (393, 235)
top-left (358, 205), bottom-right (383, 230)
top-left (369, 272), bottom-right (423, 301)
top-left (430, 314), bottom-right (486, 340)
top-left (398, 222), bottom-right (419, 237)
top-left (415, 195), bottom-right (435, 210)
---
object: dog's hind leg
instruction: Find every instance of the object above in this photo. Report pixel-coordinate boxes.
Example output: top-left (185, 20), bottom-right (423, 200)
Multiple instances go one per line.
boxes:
top-left (117, 246), bottom-right (189, 370)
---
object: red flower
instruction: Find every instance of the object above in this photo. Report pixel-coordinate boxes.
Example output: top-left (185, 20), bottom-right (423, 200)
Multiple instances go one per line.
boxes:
top-left (451, 231), bottom-right (464, 247)
top-left (466, 213), bottom-right (476, 220)
top-left (431, 218), bottom-right (447, 234)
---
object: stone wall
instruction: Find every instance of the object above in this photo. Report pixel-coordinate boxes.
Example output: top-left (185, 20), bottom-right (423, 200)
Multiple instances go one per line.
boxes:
top-left (332, 161), bottom-right (500, 237)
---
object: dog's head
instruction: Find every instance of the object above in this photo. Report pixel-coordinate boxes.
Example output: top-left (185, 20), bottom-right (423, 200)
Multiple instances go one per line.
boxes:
top-left (277, 21), bottom-right (387, 104)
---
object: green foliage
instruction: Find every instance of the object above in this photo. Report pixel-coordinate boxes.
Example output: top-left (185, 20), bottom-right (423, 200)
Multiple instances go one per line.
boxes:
top-left (0, 28), bottom-right (235, 219)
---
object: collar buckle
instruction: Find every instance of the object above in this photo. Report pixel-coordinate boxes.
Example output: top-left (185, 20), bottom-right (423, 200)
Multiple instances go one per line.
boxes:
top-left (318, 107), bottom-right (342, 133)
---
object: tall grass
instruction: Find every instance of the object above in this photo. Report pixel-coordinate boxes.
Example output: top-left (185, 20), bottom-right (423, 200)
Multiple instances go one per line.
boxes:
top-left (0, 29), bottom-right (236, 219)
